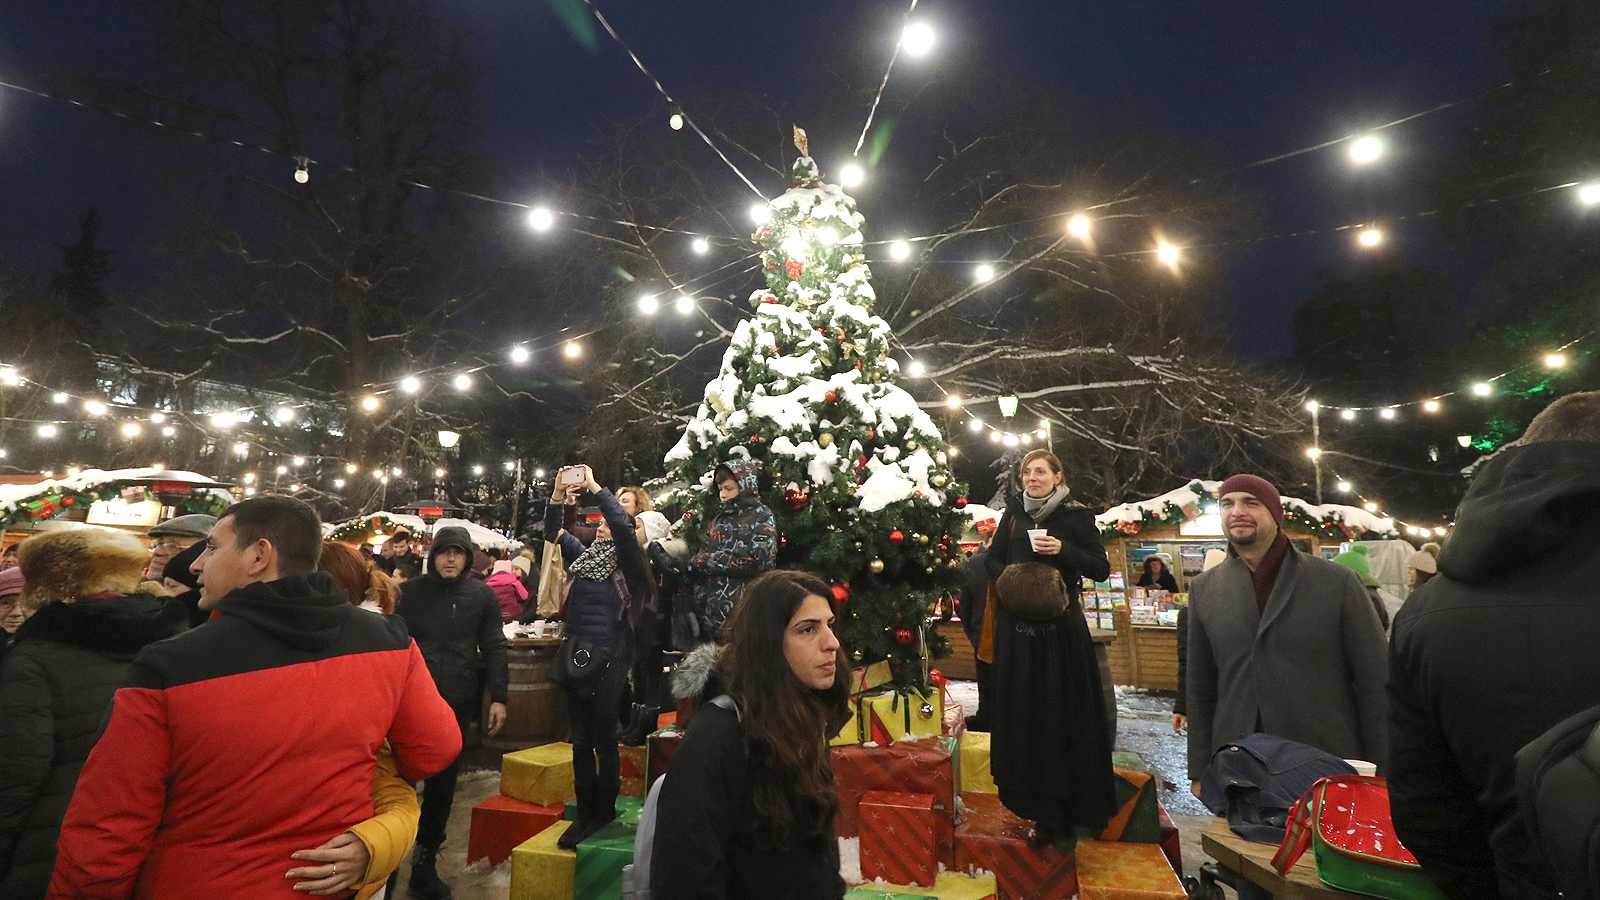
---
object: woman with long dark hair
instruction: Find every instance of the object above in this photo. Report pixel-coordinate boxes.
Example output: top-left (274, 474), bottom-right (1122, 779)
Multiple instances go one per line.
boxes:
top-left (1136, 555), bottom-right (1179, 593)
top-left (651, 569), bottom-right (852, 900)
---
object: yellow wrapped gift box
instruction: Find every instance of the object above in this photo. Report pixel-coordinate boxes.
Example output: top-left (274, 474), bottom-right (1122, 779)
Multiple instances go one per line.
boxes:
top-left (510, 821), bottom-right (573, 900)
top-left (959, 731), bottom-right (997, 794)
top-left (832, 687), bottom-right (944, 746)
top-left (502, 743), bottom-right (576, 807)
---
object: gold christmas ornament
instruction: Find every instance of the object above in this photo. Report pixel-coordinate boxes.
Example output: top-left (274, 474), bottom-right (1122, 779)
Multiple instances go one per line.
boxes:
top-left (869, 558), bottom-right (885, 574)
top-left (932, 474), bottom-right (948, 488)
top-left (819, 432), bottom-right (835, 448)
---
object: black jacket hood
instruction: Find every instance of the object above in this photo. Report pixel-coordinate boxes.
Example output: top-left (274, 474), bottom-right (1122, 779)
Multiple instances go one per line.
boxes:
top-left (427, 526), bottom-right (476, 582)
top-left (216, 571), bottom-right (354, 651)
top-left (1439, 440), bottom-right (1600, 584)
top-left (14, 593), bottom-right (190, 657)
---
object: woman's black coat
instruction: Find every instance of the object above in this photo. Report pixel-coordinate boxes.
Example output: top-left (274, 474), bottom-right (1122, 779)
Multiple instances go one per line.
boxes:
top-left (982, 492), bottom-right (1117, 834)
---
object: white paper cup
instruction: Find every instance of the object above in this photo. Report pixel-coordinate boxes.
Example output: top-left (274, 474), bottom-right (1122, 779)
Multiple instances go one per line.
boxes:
top-left (1027, 528), bottom-right (1048, 552)
top-left (1345, 759), bottom-right (1377, 777)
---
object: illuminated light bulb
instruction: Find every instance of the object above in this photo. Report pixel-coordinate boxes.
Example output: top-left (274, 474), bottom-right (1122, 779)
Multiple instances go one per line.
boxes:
top-left (691, 237), bottom-right (710, 255)
top-left (1545, 353), bottom-right (1567, 369)
top-left (277, 465), bottom-right (288, 475)
top-left (1340, 409), bottom-right (1356, 421)
top-left (504, 461), bottom-right (516, 471)
top-left (435, 468), bottom-right (446, 478)
top-left (1067, 215), bottom-right (1092, 239)
top-left (674, 294), bottom-right (696, 316)
top-left (453, 374), bottom-right (472, 391)
top-left (818, 228), bottom-right (838, 246)
top-left (840, 164), bottom-right (864, 188)
top-left (534, 469), bottom-right (546, 479)
top-left (361, 396), bottom-right (380, 411)
top-left (1305, 400), bottom-right (1320, 413)
top-left (234, 442), bottom-right (250, 455)
top-left (1380, 408), bottom-right (1396, 420)
top-left (0, 368), bottom-right (19, 386)
top-left (1579, 183), bottom-right (1600, 206)
top-left (1423, 400), bottom-right (1440, 412)
top-left (1471, 382), bottom-right (1492, 397)
top-left (945, 395), bottom-right (962, 409)
top-left (668, 112), bottom-right (684, 131)
top-left (391, 467), bottom-right (403, 477)
top-left (968, 419), bottom-right (984, 432)
top-left (989, 431), bottom-right (1002, 444)
top-left (161, 426), bottom-right (175, 437)
top-left (1364, 502), bottom-right (1379, 512)
top-left (243, 472), bottom-right (255, 484)
top-left (527, 207), bottom-right (555, 231)
top-left (1349, 134), bottom-right (1384, 164)
top-left (401, 376), bottom-right (421, 394)
top-left (638, 294), bottom-right (659, 315)
top-left (901, 22), bottom-right (935, 56)
top-left (1407, 526), bottom-right (1420, 536)
top-left (510, 345), bottom-right (531, 364)
top-left (1357, 228), bottom-right (1383, 248)
top-left (52, 393), bottom-right (68, 404)
top-left (121, 422), bottom-right (141, 437)
top-left (244, 487), bottom-right (257, 496)
top-left (974, 264), bottom-right (995, 283)
top-left (380, 476), bottom-right (389, 484)
top-left (437, 430), bottom-right (459, 448)
top-left (1002, 433), bottom-right (1019, 447)
top-left (750, 205), bottom-right (770, 224)
top-left (1156, 240), bottom-right (1181, 268)
top-left (888, 240), bottom-right (911, 260)
top-left (472, 465), bottom-right (484, 476)
top-left (346, 464), bottom-right (359, 474)
top-left (1020, 433), bottom-right (1032, 445)
top-left (1306, 447), bottom-right (1322, 460)
top-left (947, 446), bottom-right (959, 458)
top-left (290, 484), bottom-right (301, 492)
top-left (333, 478), bottom-right (345, 488)
top-left (565, 342), bottom-right (582, 358)
top-left (292, 457), bottom-right (305, 466)
top-left (275, 407), bottom-right (295, 423)
top-left (1457, 435), bottom-right (1472, 447)
top-left (84, 400), bottom-right (107, 416)
top-left (212, 411), bottom-right (237, 428)
top-left (1337, 481), bottom-right (1352, 492)
top-left (907, 360), bottom-right (925, 378)
top-left (780, 236), bottom-right (808, 257)
top-left (1434, 527), bottom-right (1448, 536)
top-left (294, 163), bottom-right (309, 184)
top-left (150, 412), bottom-right (166, 424)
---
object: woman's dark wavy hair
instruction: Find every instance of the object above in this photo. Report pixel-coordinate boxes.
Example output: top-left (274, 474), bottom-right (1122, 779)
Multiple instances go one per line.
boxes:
top-left (715, 569), bottom-right (853, 849)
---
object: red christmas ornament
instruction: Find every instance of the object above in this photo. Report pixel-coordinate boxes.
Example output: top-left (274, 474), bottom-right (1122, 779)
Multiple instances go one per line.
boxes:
top-left (760, 228), bottom-right (771, 239)
top-left (779, 536), bottom-right (788, 549)
top-left (750, 434), bottom-right (762, 443)
top-left (62, 496), bottom-right (75, 507)
top-left (682, 512), bottom-right (693, 521)
top-left (953, 496), bottom-right (968, 510)
top-left (785, 260), bottom-right (805, 279)
top-left (759, 295), bottom-right (778, 305)
top-left (895, 627), bottom-right (915, 646)
top-left (784, 487), bottom-right (810, 511)
top-left (889, 529), bottom-right (905, 546)
top-left (837, 330), bottom-right (847, 340)
top-left (769, 344), bottom-right (779, 355)
top-left (765, 262), bottom-right (777, 270)
top-left (854, 362), bottom-right (861, 370)
top-left (831, 583), bottom-right (850, 604)
top-left (865, 429), bottom-right (875, 440)
top-left (825, 389), bottom-right (837, 402)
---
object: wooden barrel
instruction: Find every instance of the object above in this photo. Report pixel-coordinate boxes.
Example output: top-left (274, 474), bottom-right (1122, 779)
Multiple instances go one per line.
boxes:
top-left (486, 638), bottom-right (568, 749)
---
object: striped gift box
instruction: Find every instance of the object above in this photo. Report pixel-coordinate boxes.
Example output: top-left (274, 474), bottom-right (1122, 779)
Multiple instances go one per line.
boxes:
top-left (955, 792), bottom-right (1076, 900)
top-left (832, 738), bottom-right (956, 867)
top-left (861, 791), bottom-right (938, 887)
top-left (573, 819), bottom-right (636, 900)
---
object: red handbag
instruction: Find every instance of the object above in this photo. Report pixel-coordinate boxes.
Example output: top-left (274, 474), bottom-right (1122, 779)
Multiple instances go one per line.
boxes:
top-left (1271, 775), bottom-right (1445, 900)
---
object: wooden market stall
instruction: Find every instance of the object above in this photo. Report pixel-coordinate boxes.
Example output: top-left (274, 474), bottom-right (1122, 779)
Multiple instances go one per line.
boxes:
top-left (1093, 479), bottom-right (1400, 691)
top-left (0, 468), bottom-right (236, 549)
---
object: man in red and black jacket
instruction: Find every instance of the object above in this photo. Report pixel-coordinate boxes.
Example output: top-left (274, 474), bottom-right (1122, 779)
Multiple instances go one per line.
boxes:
top-left (48, 497), bottom-right (461, 900)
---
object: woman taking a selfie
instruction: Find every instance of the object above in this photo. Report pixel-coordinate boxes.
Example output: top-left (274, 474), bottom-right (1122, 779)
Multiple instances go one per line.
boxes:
top-left (651, 569), bottom-right (852, 900)
top-left (545, 465), bottom-right (647, 849)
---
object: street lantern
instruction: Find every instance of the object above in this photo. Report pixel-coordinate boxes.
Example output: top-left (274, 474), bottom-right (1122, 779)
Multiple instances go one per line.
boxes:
top-left (437, 430), bottom-right (460, 449)
top-left (997, 395), bottom-right (1019, 419)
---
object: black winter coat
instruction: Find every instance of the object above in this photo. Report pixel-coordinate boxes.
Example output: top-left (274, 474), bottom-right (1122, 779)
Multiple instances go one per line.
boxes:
top-left (397, 528), bottom-right (509, 711)
top-left (651, 701), bottom-right (844, 900)
top-left (0, 594), bottom-right (189, 899)
top-left (957, 549), bottom-right (991, 650)
top-left (983, 493), bottom-right (1115, 833)
top-left (1389, 441), bottom-right (1600, 900)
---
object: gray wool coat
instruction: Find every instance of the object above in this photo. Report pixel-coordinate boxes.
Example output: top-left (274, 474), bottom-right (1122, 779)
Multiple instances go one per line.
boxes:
top-left (1186, 547), bottom-right (1389, 780)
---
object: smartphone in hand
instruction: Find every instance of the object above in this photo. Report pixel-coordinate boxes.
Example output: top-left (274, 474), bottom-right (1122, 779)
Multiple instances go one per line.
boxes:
top-left (558, 467), bottom-right (586, 486)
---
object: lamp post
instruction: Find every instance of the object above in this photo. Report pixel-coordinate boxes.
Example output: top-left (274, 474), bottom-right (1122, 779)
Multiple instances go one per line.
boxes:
top-left (1306, 400), bottom-right (1323, 505)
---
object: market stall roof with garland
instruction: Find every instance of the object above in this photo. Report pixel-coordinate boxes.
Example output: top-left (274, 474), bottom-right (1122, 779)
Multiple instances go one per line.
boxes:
top-left (325, 512), bottom-right (521, 551)
top-left (0, 467), bottom-right (234, 528)
top-left (1096, 479), bottom-right (1400, 541)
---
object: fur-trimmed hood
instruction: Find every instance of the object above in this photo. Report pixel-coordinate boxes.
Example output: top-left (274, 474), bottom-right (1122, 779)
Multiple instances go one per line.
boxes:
top-left (12, 592), bottom-right (190, 657)
top-left (672, 642), bottom-right (725, 703)
top-left (18, 528), bottom-right (151, 608)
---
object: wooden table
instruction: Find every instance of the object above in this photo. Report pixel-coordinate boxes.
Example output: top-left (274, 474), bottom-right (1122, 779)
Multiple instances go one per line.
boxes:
top-left (1199, 817), bottom-right (1367, 900)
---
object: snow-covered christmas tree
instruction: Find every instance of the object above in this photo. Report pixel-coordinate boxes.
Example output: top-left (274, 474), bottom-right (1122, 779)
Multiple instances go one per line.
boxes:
top-left (665, 128), bottom-right (969, 692)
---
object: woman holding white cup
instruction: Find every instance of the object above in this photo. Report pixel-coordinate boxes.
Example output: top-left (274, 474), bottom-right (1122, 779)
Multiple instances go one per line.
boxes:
top-left (982, 449), bottom-right (1115, 851)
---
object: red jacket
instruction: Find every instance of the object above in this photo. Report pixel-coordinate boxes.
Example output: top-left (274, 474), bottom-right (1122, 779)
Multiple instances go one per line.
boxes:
top-left (48, 573), bottom-right (461, 900)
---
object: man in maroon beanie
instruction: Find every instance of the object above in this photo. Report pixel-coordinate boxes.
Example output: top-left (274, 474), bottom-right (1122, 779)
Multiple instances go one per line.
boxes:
top-left (1185, 473), bottom-right (1389, 787)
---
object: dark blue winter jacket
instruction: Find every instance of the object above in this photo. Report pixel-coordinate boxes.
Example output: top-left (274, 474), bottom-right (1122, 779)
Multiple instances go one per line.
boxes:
top-left (545, 488), bottom-right (643, 657)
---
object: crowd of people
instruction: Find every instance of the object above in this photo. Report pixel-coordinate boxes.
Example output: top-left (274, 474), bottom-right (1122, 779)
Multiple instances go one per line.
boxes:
top-left (3, 393), bottom-right (1600, 900)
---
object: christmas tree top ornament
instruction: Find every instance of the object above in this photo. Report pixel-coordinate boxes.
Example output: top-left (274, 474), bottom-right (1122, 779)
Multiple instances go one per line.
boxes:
top-left (663, 128), bottom-right (967, 696)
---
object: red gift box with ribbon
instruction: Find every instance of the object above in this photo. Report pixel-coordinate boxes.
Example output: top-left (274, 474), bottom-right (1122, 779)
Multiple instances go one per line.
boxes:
top-left (833, 737), bottom-right (956, 867)
top-left (860, 791), bottom-right (938, 887)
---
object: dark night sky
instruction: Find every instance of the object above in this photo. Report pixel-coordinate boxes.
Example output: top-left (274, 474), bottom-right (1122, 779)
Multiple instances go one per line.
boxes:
top-left (0, 0), bottom-right (1508, 356)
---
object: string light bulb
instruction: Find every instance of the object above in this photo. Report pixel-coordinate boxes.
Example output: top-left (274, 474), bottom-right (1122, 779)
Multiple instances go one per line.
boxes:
top-left (1156, 240), bottom-right (1181, 268)
top-left (1067, 215), bottom-right (1091, 239)
top-left (901, 22), bottom-right (936, 56)
top-left (968, 419), bottom-right (983, 432)
top-left (638, 294), bottom-right (659, 315)
top-left (945, 395), bottom-right (962, 409)
top-left (1545, 353), bottom-right (1567, 369)
top-left (1340, 409), bottom-right (1356, 421)
top-left (565, 342), bottom-right (582, 359)
top-left (1457, 435), bottom-right (1472, 447)
top-left (674, 294), bottom-right (696, 316)
top-left (840, 164), bottom-right (865, 188)
top-left (1380, 408), bottom-right (1396, 420)
top-left (52, 393), bottom-right (68, 404)
top-left (907, 360), bottom-right (925, 378)
top-left (1357, 227), bottom-right (1383, 248)
top-left (888, 240), bottom-right (911, 261)
top-left (84, 400), bottom-right (107, 416)
top-left (668, 111), bottom-right (684, 131)
top-left (161, 426), bottom-right (175, 437)
top-left (527, 207), bottom-right (555, 231)
top-left (973, 264), bottom-right (995, 283)
top-left (1349, 135), bottom-right (1384, 165)
top-left (750, 205), bottom-right (770, 224)
top-left (401, 376), bottom-right (421, 394)
top-left (453, 374), bottom-right (472, 392)
top-left (691, 237), bottom-right (710, 255)
top-left (510, 345), bottom-right (531, 364)
top-left (1337, 481), bottom-right (1352, 492)
top-left (121, 422), bottom-right (141, 437)
top-left (1423, 400), bottom-right (1440, 412)
top-left (211, 411), bottom-right (237, 428)
top-left (293, 158), bottom-right (309, 184)
top-left (275, 407), bottom-right (295, 423)
top-left (1305, 447), bottom-right (1322, 460)
top-left (150, 412), bottom-right (166, 424)
top-left (1578, 183), bottom-right (1600, 206)
top-left (0, 368), bottom-right (20, 386)
top-left (1305, 400), bottom-right (1320, 413)
top-left (36, 425), bottom-right (55, 438)
top-left (361, 396), bottom-right (380, 412)
top-left (1364, 501), bottom-right (1379, 512)
top-left (1471, 382), bottom-right (1492, 397)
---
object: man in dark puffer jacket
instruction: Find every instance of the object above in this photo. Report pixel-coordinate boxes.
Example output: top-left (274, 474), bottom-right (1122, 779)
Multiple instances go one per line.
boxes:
top-left (395, 527), bottom-right (509, 900)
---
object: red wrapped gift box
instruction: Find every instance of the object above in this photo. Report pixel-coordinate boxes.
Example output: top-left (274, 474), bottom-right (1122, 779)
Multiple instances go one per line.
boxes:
top-left (860, 791), bottom-right (938, 888)
top-left (647, 728), bottom-right (682, 791)
top-left (619, 744), bottom-right (646, 798)
top-left (955, 792), bottom-right (1076, 900)
top-left (467, 794), bottom-right (564, 867)
top-left (833, 738), bottom-right (956, 867)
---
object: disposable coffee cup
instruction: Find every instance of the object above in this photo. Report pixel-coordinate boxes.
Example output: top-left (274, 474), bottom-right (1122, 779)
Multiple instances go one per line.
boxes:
top-left (1027, 528), bottom-right (1048, 552)
top-left (1345, 759), bottom-right (1377, 777)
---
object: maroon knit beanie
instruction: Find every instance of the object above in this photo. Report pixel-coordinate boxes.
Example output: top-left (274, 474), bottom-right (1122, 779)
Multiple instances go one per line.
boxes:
top-left (1217, 474), bottom-right (1284, 525)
